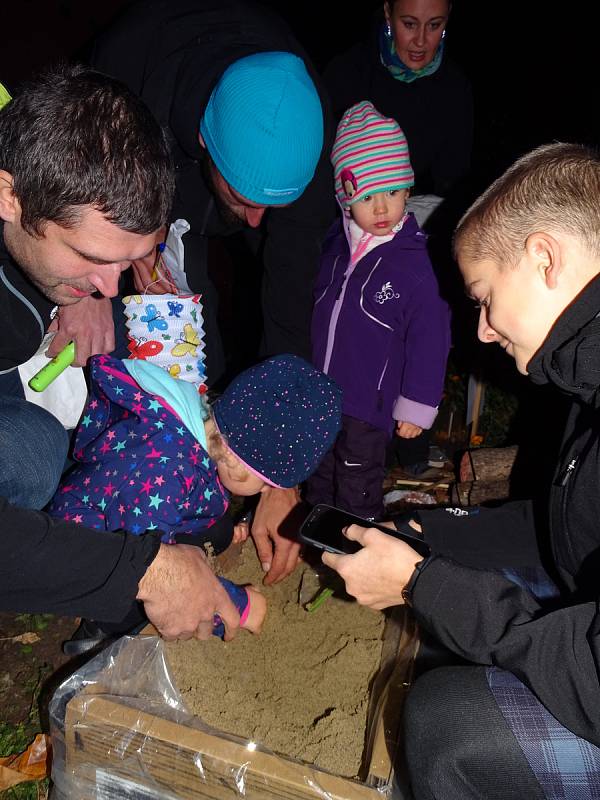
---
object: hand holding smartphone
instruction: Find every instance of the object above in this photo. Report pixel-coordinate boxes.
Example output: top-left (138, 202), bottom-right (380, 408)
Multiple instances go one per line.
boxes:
top-left (299, 504), bottom-right (431, 559)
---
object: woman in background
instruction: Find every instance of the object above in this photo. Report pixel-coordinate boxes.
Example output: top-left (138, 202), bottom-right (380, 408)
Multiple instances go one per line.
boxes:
top-left (323, 0), bottom-right (472, 198)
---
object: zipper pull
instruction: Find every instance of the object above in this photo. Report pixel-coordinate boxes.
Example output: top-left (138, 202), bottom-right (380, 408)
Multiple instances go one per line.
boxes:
top-left (561, 457), bottom-right (578, 486)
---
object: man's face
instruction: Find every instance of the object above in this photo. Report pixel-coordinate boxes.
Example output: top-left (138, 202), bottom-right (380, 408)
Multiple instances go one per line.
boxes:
top-left (3, 205), bottom-right (157, 306)
top-left (460, 251), bottom-right (562, 375)
top-left (201, 150), bottom-right (289, 230)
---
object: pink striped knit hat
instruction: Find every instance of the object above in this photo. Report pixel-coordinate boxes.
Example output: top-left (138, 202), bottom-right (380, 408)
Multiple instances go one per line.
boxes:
top-left (332, 101), bottom-right (414, 208)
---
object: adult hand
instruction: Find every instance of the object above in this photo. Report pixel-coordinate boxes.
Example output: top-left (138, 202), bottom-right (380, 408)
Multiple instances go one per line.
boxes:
top-left (395, 421), bottom-right (423, 439)
top-left (130, 226), bottom-right (176, 295)
top-left (47, 295), bottom-right (115, 366)
top-left (322, 524), bottom-right (424, 610)
top-left (136, 543), bottom-right (240, 640)
top-left (251, 486), bottom-right (302, 585)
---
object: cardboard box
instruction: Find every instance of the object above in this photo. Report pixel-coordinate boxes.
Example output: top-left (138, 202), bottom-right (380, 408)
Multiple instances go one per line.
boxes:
top-left (61, 610), bottom-right (419, 799)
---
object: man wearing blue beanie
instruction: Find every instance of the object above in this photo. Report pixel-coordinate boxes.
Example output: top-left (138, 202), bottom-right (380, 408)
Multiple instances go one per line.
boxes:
top-left (89, 0), bottom-right (336, 585)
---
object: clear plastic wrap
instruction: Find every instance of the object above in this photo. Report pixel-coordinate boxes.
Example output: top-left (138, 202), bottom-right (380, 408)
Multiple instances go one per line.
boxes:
top-left (49, 626), bottom-right (416, 800)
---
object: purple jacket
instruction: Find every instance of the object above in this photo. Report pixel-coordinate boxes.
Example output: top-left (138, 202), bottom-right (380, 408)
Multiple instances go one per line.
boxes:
top-left (311, 214), bottom-right (450, 434)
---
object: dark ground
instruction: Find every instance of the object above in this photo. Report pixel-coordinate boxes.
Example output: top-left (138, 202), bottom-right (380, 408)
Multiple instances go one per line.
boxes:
top-left (0, 615), bottom-right (76, 728)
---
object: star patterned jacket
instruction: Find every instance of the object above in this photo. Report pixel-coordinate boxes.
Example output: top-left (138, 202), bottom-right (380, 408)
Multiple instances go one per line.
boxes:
top-left (49, 356), bottom-right (228, 543)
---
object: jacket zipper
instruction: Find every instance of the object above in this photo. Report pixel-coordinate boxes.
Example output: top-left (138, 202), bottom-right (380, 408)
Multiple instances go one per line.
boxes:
top-left (377, 359), bottom-right (389, 411)
top-left (559, 456), bottom-right (578, 486)
top-left (322, 257), bottom-right (355, 373)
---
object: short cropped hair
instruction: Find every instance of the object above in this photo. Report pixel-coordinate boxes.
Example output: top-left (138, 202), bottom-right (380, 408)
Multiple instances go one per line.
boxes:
top-left (0, 63), bottom-right (174, 236)
top-left (454, 143), bottom-right (600, 267)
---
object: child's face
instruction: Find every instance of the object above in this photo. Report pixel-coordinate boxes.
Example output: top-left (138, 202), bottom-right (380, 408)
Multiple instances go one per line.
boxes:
top-left (459, 246), bottom-right (570, 375)
top-left (349, 189), bottom-right (409, 236)
top-left (216, 459), bottom-right (266, 496)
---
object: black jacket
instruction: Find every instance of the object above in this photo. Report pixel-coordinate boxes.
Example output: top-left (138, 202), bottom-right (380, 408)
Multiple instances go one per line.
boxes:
top-left (0, 230), bottom-right (162, 620)
top-left (0, 224), bottom-right (54, 375)
top-left (323, 16), bottom-right (473, 197)
top-left (412, 273), bottom-right (600, 746)
top-left (90, 0), bottom-right (336, 380)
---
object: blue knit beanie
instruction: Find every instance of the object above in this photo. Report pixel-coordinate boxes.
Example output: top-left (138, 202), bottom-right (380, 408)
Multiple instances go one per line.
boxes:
top-left (212, 355), bottom-right (342, 488)
top-left (200, 52), bottom-right (323, 205)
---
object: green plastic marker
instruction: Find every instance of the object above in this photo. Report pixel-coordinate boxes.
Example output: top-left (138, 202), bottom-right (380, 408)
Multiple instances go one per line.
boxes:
top-left (0, 83), bottom-right (12, 111)
top-left (306, 586), bottom-right (334, 613)
top-left (28, 342), bottom-right (76, 392)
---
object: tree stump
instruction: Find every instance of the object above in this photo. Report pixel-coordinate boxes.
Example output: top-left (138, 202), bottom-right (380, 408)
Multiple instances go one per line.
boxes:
top-left (459, 445), bottom-right (518, 483)
top-left (451, 478), bottom-right (511, 506)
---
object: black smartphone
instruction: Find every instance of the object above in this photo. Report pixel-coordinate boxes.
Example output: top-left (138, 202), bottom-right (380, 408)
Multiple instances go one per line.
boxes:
top-left (299, 504), bottom-right (431, 558)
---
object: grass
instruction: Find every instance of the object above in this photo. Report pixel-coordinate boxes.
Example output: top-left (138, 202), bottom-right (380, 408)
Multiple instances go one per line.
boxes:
top-left (0, 722), bottom-right (49, 800)
top-left (0, 656), bottom-right (53, 800)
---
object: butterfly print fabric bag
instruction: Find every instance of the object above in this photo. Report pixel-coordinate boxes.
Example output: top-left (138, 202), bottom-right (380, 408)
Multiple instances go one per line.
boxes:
top-left (123, 294), bottom-right (208, 390)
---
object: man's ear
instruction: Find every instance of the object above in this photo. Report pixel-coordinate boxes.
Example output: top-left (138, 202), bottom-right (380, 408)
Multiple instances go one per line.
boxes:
top-left (198, 132), bottom-right (206, 149)
top-left (0, 170), bottom-right (19, 223)
top-left (524, 232), bottom-right (562, 290)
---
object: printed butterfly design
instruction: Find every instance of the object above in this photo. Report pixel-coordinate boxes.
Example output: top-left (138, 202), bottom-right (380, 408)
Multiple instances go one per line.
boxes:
top-left (123, 294), bottom-right (143, 304)
top-left (140, 303), bottom-right (168, 332)
top-left (171, 324), bottom-right (200, 357)
top-left (127, 336), bottom-right (164, 360)
top-left (167, 301), bottom-right (184, 318)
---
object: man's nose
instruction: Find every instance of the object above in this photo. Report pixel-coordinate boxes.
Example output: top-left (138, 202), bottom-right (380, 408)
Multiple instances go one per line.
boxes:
top-left (89, 264), bottom-right (127, 298)
top-left (245, 207), bottom-right (266, 228)
top-left (477, 306), bottom-right (499, 344)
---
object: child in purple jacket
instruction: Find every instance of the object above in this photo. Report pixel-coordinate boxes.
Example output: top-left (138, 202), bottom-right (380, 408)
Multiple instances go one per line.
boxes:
top-left (307, 101), bottom-right (450, 520)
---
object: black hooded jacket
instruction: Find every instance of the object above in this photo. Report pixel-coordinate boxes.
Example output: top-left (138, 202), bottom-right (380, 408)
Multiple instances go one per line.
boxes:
top-left (410, 273), bottom-right (600, 745)
top-left (0, 225), bottom-right (54, 375)
top-left (0, 228), bottom-right (163, 620)
top-left (90, 0), bottom-right (336, 381)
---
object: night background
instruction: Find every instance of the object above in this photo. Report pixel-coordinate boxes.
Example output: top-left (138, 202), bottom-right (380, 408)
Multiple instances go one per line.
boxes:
top-left (2, 0), bottom-right (598, 183)
top-left (1, 0), bottom-right (597, 470)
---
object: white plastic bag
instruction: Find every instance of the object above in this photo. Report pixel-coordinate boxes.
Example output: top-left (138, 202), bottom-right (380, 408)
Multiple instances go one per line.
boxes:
top-left (161, 219), bottom-right (192, 292)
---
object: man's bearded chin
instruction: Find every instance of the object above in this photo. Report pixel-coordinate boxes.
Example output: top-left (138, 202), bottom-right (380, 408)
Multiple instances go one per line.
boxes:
top-left (201, 154), bottom-right (248, 232)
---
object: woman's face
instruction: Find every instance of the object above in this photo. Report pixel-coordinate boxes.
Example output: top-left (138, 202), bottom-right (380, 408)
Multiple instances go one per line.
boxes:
top-left (385, 0), bottom-right (450, 70)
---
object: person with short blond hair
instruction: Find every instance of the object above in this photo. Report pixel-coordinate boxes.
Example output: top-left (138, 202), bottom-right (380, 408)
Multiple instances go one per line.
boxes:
top-left (455, 142), bottom-right (600, 266)
top-left (323, 142), bottom-right (600, 797)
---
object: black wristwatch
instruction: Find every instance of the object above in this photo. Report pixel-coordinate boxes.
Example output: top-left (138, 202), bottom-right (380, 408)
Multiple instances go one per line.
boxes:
top-left (401, 557), bottom-right (429, 608)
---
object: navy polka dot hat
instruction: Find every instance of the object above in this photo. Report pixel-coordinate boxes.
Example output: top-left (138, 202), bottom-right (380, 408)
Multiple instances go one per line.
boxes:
top-left (213, 354), bottom-right (342, 488)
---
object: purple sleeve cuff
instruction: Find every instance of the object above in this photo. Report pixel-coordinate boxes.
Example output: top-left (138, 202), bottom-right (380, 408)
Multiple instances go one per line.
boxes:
top-left (393, 396), bottom-right (438, 429)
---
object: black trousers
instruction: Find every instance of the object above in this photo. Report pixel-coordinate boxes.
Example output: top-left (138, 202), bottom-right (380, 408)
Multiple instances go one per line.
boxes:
top-left (305, 414), bottom-right (389, 519)
top-left (404, 665), bottom-right (544, 800)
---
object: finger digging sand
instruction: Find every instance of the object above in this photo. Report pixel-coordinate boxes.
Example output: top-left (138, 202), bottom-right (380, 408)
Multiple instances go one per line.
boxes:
top-left (165, 544), bottom-right (385, 778)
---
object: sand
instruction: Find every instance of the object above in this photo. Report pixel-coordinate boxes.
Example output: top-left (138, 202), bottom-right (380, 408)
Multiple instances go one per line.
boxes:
top-left (165, 544), bottom-right (385, 778)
